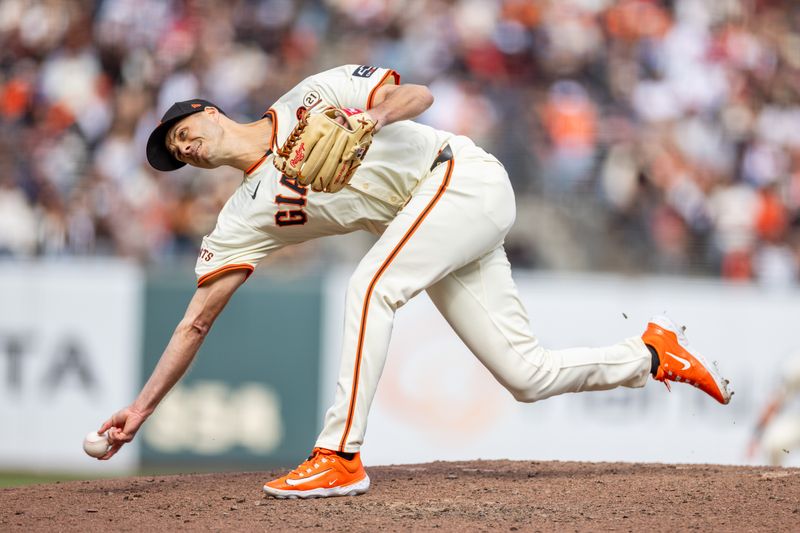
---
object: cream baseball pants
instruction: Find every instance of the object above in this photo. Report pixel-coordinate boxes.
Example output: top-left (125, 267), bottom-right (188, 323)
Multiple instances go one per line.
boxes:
top-left (316, 140), bottom-right (651, 453)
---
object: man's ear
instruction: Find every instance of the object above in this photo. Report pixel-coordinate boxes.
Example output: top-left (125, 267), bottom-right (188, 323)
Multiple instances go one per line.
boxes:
top-left (204, 106), bottom-right (219, 120)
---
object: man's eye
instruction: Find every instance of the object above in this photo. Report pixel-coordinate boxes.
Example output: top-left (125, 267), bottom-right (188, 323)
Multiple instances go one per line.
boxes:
top-left (179, 130), bottom-right (186, 140)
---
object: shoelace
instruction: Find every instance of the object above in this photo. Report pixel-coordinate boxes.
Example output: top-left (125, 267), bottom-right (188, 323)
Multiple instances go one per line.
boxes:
top-left (290, 453), bottom-right (336, 477)
top-left (655, 324), bottom-right (686, 394)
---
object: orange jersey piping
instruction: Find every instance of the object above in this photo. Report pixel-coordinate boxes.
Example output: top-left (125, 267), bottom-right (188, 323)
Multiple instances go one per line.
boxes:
top-left (265, 108), bottom-right (278, 149)
top-left (366, 69), bottom-right (400, 110)
top-left (245, 154), bottom-right (267, 176)
top-left (197, 264), bottom-right (255, 287)
top-left (245, 109), bottom-right (279, 176)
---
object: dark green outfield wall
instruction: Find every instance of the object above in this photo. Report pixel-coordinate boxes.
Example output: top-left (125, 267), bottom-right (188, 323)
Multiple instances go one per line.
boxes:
top-left (139, 269), bottom-right (324, 469)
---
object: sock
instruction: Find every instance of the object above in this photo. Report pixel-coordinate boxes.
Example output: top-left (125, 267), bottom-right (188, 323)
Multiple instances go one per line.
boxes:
top-left (336, 451), bottom-right (356, 461)
top-left (646, 344), bottom-right (660, 376)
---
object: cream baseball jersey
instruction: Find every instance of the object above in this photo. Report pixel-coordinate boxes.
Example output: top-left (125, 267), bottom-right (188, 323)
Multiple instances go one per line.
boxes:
top-left (195, 64), bottom-right (453, 286)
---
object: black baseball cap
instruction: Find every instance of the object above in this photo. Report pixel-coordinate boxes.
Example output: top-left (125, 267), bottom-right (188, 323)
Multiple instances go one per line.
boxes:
top-left (146, 99), bottom-right (225, 171)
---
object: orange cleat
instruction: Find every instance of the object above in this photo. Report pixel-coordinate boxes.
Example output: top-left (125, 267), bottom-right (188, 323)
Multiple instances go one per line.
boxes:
top-left (263, 447), bottom-right (370, 499)
top-left (642, 315), bottom-right (733, 404)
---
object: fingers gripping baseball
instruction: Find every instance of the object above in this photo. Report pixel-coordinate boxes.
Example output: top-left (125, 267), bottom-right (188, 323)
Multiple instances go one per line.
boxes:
top-left (97, 406), bottom-right (148, 460)
top-left (273, 107), bottom-right (376, 193)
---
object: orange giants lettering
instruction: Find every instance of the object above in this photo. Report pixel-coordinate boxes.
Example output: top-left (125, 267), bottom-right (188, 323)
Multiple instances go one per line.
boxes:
top-left (275, 210), bottom-right (307, 226)
top-left (274, 174), bottom-right (308, 227)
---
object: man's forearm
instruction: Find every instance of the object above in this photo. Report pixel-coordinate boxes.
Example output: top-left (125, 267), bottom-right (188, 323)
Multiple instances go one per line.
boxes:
top-left (128, 272), bottom-right (245, 417)
top-left (369, 84), bottom-right (433, 131)
top-left (132, 321), bottom-right (207, 415)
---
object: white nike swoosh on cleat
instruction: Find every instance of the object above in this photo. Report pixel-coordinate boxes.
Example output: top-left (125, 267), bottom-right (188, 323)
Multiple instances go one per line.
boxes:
top-left (666, 351), bottom-right (691, 370)
top-left (285, 469), bottom-right (332, 487)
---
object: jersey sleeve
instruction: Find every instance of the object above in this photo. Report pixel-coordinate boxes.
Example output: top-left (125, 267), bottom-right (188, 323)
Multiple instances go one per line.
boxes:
top-left (195, 203), bottom-right (274, 287)
top-left (313, 65), bottom-right (400, 111)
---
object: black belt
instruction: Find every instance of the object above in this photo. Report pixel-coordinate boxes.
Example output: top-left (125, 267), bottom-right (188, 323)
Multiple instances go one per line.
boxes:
top-left (430, 144), bottom-right (453, 171)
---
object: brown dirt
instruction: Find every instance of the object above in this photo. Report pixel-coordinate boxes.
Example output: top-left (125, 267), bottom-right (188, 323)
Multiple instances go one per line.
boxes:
top-left (2, 460), bottom-right (799, 532)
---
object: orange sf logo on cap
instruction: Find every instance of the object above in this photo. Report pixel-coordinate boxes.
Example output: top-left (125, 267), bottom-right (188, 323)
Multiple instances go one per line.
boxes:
top-left (191, 103), bottom-right (201, 108)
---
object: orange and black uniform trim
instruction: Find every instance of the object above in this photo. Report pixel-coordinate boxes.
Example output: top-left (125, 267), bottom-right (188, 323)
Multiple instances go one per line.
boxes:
top-left (245, 154), bottom-right (267, 176)
top-left (367, 70), bottom-right (400, 110)
top-left (244, 109), bottom-right (279, 176)
top-left (197, 264), bottom-right (255, 287)
top-left (338, 157), bottom-right (455, 451)
top-left (264, 108), bottom-right (278, 149)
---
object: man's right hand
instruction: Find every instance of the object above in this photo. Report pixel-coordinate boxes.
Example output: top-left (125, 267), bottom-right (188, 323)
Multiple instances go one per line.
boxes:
top-left (97, 406), bottom-right (150, 460)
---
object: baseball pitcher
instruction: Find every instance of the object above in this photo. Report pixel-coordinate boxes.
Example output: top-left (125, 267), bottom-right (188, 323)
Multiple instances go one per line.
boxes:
top-left (97, 65), bottom-right (733, 498)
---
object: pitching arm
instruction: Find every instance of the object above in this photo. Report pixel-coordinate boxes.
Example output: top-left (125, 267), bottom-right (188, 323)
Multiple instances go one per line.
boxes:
top-left (97, 269), bottom-right (248, 459)
top-left (367, 83), bottom-right (433, 132)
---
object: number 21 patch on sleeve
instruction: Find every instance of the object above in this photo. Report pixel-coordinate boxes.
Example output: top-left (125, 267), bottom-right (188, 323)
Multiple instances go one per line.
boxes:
top-left (353, 65), bottom-right (378, 78)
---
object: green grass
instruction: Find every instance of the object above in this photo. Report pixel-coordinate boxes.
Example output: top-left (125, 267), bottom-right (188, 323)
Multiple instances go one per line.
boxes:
top-left (0, 472), bottom-right (96, 488)
top-left (0, 465), bottom-right (273, 488)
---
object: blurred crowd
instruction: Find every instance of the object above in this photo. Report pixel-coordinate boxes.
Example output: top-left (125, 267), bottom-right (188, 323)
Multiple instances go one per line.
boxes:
top-left (1, 0), bottom-right (799, 285)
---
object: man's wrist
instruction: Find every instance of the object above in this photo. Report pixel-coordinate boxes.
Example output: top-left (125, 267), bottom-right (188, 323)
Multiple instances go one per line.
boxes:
top-left (366, 110), bottom-right (387, 132)
top-left (130, 401), bottom-right (155, 418)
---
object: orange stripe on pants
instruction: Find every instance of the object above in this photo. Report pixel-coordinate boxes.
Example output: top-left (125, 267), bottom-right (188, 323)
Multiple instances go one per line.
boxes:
top-left (338, 158), bottom-right (455, 451)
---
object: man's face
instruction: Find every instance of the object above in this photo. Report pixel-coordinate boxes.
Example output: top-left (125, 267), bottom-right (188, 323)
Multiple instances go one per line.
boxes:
top-left (165, 107), bottom-right (223, 169)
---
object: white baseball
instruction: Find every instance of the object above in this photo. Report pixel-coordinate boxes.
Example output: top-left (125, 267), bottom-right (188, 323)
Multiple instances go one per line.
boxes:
top-left (83, 431), bottom-right (110, 458)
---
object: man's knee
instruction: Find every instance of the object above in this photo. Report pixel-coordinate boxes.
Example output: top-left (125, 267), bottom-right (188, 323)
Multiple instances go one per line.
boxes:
top-left (503, 373), bottom-right (546, 403)
top-left (508, 385), bottom-right (546, 403)
top-left (500, 349), bottom-right (554, 403)
top-left (347, 270), bottom-right (411, 311)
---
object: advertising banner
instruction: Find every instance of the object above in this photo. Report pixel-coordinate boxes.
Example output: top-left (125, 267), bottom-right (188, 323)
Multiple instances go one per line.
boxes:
top-left (0, 260), bottom-right (142, 473)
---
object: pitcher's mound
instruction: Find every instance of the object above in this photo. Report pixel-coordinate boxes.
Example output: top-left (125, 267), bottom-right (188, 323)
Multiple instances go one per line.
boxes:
top-left (2, 460), bottom-right (799, 531)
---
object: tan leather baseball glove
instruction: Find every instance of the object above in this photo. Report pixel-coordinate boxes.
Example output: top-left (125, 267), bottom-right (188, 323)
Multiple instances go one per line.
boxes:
top-left (273, 107), bottom-right (376, 193)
